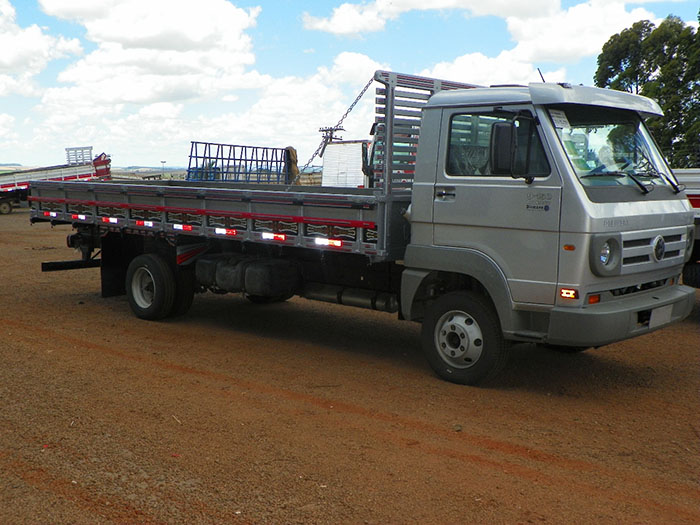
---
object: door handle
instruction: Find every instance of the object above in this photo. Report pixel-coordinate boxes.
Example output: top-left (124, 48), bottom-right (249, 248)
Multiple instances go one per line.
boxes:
top-left (435, 187), bottom-right (456, 199)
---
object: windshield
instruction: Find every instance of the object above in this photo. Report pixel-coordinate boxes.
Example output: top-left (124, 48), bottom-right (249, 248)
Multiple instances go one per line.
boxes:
top-left (550, 105), bottom-right (674, 190)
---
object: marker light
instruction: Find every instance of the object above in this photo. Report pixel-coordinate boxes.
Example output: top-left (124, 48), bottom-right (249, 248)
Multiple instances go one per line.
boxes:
top-left (587, 294), bottom-right (601, 305)
top-left (262, 232), bottom-right (286, 241)
top-left (560, 288), bottom-right (579, 300)
top-left (314, 237), bottom-right (343, 248)
top-left (215, 228), bottom-right (238, 236)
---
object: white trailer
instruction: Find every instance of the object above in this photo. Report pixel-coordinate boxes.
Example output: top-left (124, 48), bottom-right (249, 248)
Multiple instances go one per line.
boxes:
top-left (321, 140), bottom-right (370, 188)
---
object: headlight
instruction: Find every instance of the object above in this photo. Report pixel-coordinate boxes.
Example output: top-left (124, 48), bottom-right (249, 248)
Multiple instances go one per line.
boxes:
top-left (600, 242), bottom-right (612, 265)
top-left (590, 234), bottom-right (622, 277)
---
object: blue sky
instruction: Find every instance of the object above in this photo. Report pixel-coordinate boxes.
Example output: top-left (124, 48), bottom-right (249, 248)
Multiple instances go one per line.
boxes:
top-left (0, 0), bottom-right (698, 167)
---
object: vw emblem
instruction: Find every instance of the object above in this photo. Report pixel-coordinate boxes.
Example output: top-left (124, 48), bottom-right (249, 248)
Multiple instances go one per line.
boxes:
top-left (652, 235), bottom-right (666, 262)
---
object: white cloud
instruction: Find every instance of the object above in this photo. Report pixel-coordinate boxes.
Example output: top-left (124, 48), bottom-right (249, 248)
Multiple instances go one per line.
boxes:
top-left (0, 0), bottom-right (81, 96)
top-left (194, 52), bottom-right (386, 167)
top-left (302, 1), bottom-right (661, 68)
top-left (303, 0), bottom-right (559, 36)
top-left (0, 113), bottom-right (16, 139)
top-left (422, 51), bottom-right (567, 86)
top-left (29, 0), bottom-right (268, 163)
top-left (507, 1), bottom-right (658, 63)
top-left (39, 0), bottom-right (263, 107)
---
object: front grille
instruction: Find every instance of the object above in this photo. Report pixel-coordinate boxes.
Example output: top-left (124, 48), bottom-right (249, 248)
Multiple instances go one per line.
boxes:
top-left (620, 226), bottom-right (687, 275)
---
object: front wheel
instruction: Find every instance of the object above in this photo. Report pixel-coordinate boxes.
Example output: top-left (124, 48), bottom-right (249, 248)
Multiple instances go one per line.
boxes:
top-left (0, 200), bottom-right (12, 214)
top-left (125, 254), bottom-right (175, 320)
top-left (421, 291), bottom-right (509, 385)
top-left (682, 262), bottom-right (700, 288)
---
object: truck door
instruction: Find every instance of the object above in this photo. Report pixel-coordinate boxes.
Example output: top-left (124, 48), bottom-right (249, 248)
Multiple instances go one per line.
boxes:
top-left (432, 106), bottom-right (562, 305)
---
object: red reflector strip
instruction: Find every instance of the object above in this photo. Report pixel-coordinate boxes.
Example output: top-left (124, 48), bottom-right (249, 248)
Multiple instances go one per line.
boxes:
top-left (560, 288), bottom-right (578, 300)
top-left (43, 211), bottom-right (58, 218)
top-left (314, 237), bottom-right (343, 248)
top-left (101, 217), bottom-right (119, 224)
top-left (71, 214), bottom-right (87, 220)
top-left (135, 220), bottom-right (154, 227)
top-left (173, 224), bottom-right (193, 231)
top-left (214, 228), bottom-right (238, 236)
top-left (262, 232), bottom-right (286, 241)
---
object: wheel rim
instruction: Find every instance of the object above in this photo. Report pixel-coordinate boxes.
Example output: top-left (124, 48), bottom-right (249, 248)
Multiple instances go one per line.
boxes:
top-left (434, 309), bottom-right (484, 369)
top-left (132, 267), bottom-right (156, 309)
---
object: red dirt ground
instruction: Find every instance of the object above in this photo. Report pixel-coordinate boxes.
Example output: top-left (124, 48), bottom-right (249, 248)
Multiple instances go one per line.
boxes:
top-left (1, 206), bottom-right (699, 524)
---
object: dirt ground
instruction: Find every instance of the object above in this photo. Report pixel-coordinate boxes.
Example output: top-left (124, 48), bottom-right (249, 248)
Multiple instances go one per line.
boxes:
top-left (1, 205), bottom-right (699, 524)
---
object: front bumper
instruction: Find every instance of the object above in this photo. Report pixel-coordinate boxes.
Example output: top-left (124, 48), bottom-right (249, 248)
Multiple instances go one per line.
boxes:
top-left (547, 284), bottom-right (695, 347)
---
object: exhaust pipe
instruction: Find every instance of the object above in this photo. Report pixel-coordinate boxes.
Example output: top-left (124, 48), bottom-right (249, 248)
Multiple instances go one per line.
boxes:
top-left (302, 282), bottom-right (398, 313)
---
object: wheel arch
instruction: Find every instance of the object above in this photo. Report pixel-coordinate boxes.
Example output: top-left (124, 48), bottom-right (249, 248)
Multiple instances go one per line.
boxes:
top-left (401, 245), bottom-right (516, 332)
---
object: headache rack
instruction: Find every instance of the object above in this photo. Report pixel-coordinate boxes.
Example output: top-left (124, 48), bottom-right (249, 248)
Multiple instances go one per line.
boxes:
top-left (187, 142), bottom-right (297, 184)
top-left (372, 70), bottom-right (479, 192)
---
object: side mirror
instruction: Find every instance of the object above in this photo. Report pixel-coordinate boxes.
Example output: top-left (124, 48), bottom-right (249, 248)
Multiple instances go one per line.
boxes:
top-left (490, 121), bottom-right (517, 175)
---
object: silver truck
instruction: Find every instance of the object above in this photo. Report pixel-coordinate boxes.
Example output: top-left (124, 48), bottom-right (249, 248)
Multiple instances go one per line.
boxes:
top-left (674, 168), bottom-right (700, 287)
top-left (30, 71), bottom-right (696, 385)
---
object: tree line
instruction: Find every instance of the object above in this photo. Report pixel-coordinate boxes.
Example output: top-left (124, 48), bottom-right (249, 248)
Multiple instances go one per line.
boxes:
top-left (595, 10), bottom-right (699, 168)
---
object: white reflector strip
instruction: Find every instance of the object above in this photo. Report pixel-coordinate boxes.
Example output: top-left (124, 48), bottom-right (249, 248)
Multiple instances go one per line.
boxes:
top-left (262, 232), bottom-right (286, 241)
top-left (215, 228), bottom-right (237, 236)
top-left (314, 237), bottom-right (343, 247)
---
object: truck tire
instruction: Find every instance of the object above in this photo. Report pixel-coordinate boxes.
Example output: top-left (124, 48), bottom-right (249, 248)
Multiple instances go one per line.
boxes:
top-left (125, 254), bottom-right (175, 320)
top-left (682, 262), bottom-right (700, 288)
top-left (170, 267), bottom-right (196, 317)
top-left (421, 291), bottom-right (509, 385)
top-left (0, 201), bottom-right (12, 214)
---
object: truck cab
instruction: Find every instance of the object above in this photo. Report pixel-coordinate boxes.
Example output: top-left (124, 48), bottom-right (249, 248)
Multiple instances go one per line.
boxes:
top-left (402, 81), bottom-right (695, 382)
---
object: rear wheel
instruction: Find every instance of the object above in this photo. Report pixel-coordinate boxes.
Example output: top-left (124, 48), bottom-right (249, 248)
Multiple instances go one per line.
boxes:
top-left (421, 291), bottom-right (509, 385)
top-left (125, 254), bottom-right (175, 320)
top-left (0, 201), bottom-right (12, 214)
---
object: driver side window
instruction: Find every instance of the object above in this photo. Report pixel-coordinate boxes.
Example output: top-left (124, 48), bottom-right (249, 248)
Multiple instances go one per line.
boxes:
top-left (446, 111), bottom-right (550, 177)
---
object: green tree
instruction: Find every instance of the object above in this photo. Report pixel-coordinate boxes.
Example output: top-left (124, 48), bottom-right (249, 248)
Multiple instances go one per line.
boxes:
top-left (595, 13), bottom-right (700, 167)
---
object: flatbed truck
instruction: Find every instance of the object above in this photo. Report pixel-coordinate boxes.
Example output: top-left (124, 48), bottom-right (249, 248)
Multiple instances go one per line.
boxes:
top-left (1, 147), bottom-right (110, 214)
top-left (30, 71), bottom-right (696, 385)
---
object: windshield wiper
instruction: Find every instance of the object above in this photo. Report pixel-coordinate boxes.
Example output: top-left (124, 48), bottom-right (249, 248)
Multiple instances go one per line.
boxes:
top-left (637, 168), bottom-right (685, 193)
top-left (626, 172), bottom-right (654, 194)
top-left (581, 171), bottom-right (654, 194)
